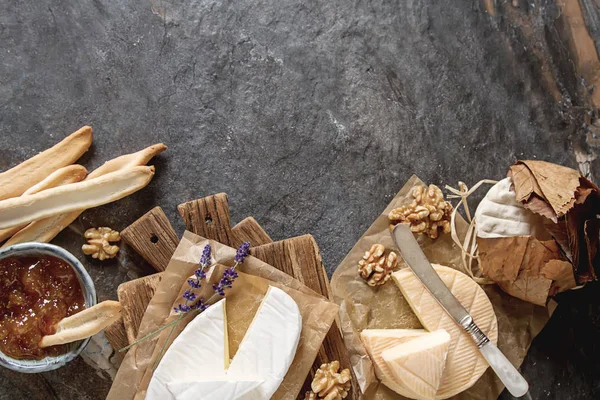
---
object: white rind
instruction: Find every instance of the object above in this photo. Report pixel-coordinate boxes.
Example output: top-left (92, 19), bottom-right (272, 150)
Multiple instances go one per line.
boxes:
top-left (474, 177), bottom-right (545, 239)
top-left (392, 265), bottom-right (498, 399)
top-left (166, 380), bottom-right (264, 400)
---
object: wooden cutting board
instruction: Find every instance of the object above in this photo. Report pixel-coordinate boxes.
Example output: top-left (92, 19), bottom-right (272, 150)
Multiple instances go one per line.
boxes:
top-left (111, 193), bottom-right (357, 399)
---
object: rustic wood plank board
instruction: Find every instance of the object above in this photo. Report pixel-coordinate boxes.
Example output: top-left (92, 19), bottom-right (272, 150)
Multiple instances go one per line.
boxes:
top-left (231, 216), bottom-right (273, 247)
top-left (177, 193), bottom-right (234, 245)
top-left (118, 273), bottom-right (164, 343)
top-left (105, 316), bottom-right (129, 358)
top-left (121, 206), bottom-right (179, 272)
top-left (250, 235), bottom-right (359, 398)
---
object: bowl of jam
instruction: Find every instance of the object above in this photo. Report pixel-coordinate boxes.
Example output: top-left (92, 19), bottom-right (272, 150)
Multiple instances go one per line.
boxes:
top-left (0, 242), bottom-right (96, 373)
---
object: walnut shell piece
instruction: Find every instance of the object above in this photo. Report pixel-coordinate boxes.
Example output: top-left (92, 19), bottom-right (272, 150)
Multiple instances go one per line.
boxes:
top-left (82, 227), bottom-right (121, 261)
top-left (389, 184), bottom-right (453, 239)
top-left (311, 361), bottom-right (352, 400)
top-left (358, 244), bottom-right (399, 286)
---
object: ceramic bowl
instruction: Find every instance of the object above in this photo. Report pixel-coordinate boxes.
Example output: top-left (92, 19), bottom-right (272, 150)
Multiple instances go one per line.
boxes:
top-left (0, 242), bottom-right (96, 373)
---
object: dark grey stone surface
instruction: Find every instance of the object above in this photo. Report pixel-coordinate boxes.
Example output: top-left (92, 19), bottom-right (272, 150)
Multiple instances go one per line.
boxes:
top-left (1, 0), bottom-right (600, 398)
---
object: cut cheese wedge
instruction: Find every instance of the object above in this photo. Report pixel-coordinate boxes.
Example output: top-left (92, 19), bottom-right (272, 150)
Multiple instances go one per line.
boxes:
top-left (147, 299), bottom-right (230, 400)
top-left (361, 329), bottom-right (426, 395)
top-left (382, 330), bottom-right (451, 400)
top-left (392, 265), bottom-right (498, 399)
top-left (147, 286), bottom-right (302, 400)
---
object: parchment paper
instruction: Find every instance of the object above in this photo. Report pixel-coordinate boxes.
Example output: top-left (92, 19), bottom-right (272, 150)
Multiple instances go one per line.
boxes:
top-left (331, 175), bottom-right (551, 399)
top-left (108, 230), bottom-right (339, 400)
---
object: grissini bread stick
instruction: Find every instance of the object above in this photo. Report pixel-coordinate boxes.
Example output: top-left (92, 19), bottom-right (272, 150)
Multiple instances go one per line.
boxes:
top-left (0, 165), bottom-right (88, 243)
top-left (0, 126), bottom-right (93, 201)
top-left (39, 301), bottom-right (122, 348)
top-left (87, 143), bottom-right (167, 179)
top-left (3, 144), bottom-right (166, 247)
top-left (0, 166), bottom-right (155, 230)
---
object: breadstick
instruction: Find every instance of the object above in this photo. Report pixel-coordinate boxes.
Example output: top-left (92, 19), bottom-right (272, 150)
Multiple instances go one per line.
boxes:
top-left (0, 165), bottom-right (88, 243)
top-left (0, 126), bottom-right (93, 201)
top-left (0, 166), bottom-right (155, 230)
top-left (87, 143), bottom-right (167, 179)
top-left (39, 301), bottom-right (122, 348)
top-left (3, 144), bottom-right (166, 247)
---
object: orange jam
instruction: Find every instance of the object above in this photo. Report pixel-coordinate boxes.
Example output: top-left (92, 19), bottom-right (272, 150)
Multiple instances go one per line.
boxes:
top-left (0, 255), bottom-right (85, 359)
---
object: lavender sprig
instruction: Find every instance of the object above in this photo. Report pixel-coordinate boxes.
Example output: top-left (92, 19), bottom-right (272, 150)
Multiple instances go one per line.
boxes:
top-left (122, 241), bottom-right (252, 366)
top-left (235, 241), bottom-right (251, 263)
top-left (173, 244), bottom-right (211, 314)
top-left (200, 243), bottom-right (212, 266)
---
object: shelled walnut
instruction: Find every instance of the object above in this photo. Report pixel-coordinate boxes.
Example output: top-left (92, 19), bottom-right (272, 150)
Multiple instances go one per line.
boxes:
top-left (311, 361), bottom-right (351, 400)
top-left (389, 184), bottom-right (452, 239)
top-left (358, 244), bottom-right (398, 286)
top-left (82, 227), bottom-right (121, 260)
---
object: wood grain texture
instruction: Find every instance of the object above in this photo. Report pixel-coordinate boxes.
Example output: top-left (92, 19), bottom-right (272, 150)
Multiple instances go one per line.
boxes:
top-left (104, 316), bottom-right (129, 358)
top-left (118, 273), bottom-right (164, 343)
top-left (231, 216), bottom-right (273, 247)
top-left (177, 193), bottom-right (233, 245)
top-left (121, 206), bottom-right (179, 272)
top-left (250, 235), bottom-right (358, 398)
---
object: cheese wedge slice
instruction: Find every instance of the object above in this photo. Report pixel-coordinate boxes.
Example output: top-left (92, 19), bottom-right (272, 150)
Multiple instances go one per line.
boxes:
top-left (166, 380), bottom-right (264, 400)
top-left (382, 329), bottom-right (451, 400)
top-left (361, 329), bottom-right (426, 395)
top-left (147, 299), bottom-right (230, 400)
top-left (227, 286), bottom-right (302, 398)
top-left (147, 286), bottom-right (302, 400)
top-left (392, 265), bottom-right (498, 399)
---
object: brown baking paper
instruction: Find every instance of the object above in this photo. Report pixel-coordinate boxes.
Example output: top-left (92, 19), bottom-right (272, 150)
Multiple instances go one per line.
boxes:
top-left (108, 230), bottom-right (339, 400)
top-left (331, 175), bottom-right (551, 400)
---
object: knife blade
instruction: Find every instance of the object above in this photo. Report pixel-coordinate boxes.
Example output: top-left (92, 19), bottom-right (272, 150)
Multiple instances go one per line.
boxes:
top-left (391, 224), bottom-right (529, 398)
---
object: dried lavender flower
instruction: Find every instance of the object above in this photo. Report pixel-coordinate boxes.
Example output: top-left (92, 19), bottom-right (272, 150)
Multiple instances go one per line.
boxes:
top-left (192, 298), bottom-right (209, 311)
top-left (200, 244), bottom-right (212, 266)
top-left (174, 304), bottom-right (191, 313)
top-left (194, 268), bottom-right (207, 280)
top-left (213, 267), bottom-right (239, 296)
top-left (234, 241), bottom-right (251, 263)
top-left (187, 278), bottom-right (201, 289)
top-left (183, 290), bottom-right (197, 302)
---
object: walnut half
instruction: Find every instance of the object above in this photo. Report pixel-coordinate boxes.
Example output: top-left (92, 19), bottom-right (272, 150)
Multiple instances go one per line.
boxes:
top-left (311, 361), bottom-right (352, 400)
top-left (389, 184), bottom-right (453, 239)
top-left (82, 227), bottom-right (121, 261)
top-left (358, 244), bottom-right (399, 286)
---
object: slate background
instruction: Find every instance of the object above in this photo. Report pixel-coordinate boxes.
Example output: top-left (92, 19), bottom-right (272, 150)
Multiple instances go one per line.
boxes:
top-left (1, 0), bottom-right (600, 399)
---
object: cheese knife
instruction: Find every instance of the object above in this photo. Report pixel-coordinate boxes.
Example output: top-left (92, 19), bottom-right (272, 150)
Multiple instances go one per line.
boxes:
top-left (391, 224), bottom-right (530, 398)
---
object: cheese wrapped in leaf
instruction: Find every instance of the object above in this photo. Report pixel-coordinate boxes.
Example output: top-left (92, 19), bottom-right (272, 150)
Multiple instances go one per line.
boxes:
top-left (474, 177), bottom-right (546, 239)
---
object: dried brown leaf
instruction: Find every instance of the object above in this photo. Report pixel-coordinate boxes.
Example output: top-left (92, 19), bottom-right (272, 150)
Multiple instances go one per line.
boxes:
top-left (543, 218), bottom-right (572, 262)
top-left (520, 160), bottom-right (581, 218)
top-left (477, 236), bottom-right (528, 282)
top-left (497, 274), bottom-right (552, 307)
top-left (508, 163), bottom-right (557, 221)
top-left (477, 235), bottom-right (574, 306)
top-left (508, 164), bottom-right (543, 202)
top-left (543, 260), bottom-right (577, 295)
